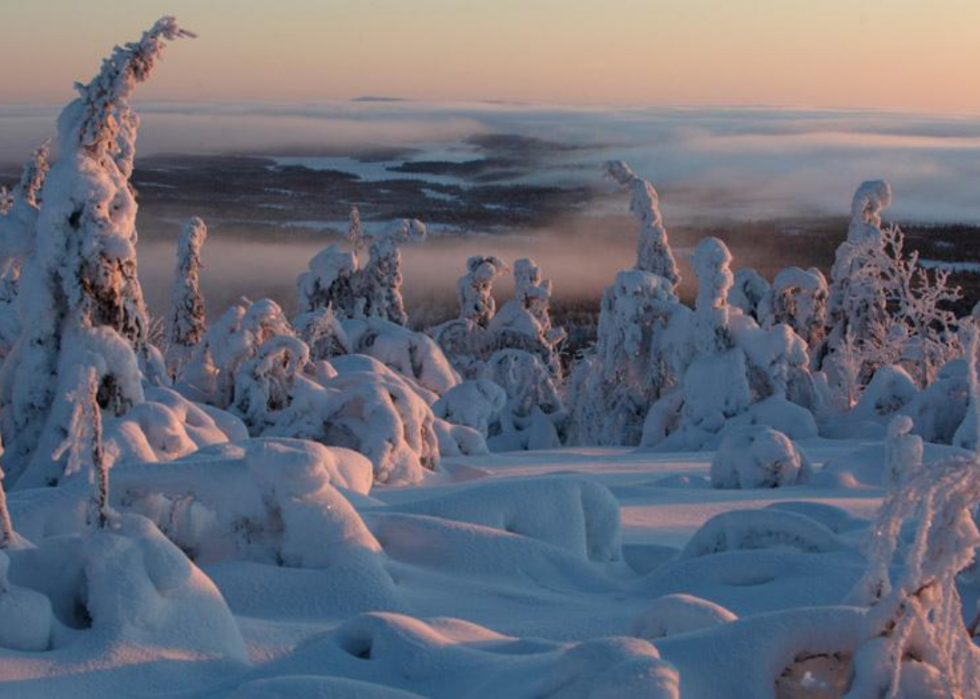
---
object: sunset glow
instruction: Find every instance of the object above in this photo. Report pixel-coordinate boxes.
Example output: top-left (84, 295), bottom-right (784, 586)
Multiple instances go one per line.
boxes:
top-left (3, 0), bottom-right (980, 113)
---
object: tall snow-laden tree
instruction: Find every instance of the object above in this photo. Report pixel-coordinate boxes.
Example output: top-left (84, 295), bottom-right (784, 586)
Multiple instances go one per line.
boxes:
top-left (605, 160), bottom-right (680, 290)
top-left (0, 143), bottom-right (51, 358)
top-left (0, 17), bottom-right (192, 484)
top-left (568, 163), bottom-right (685, 446)
top-left (165, 216), bottom-right (208, 380)
top-left (822, 182), bottom-right (960, 390)
top-left (358, 218), bottom-right (426, 325)
top-left (487, 257), bottom-right (567, 378)
top-left (821, 181), bottom-right (892, 375)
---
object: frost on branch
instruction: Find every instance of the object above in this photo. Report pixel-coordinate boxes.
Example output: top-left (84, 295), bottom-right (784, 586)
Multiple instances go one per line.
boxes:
top-left (0, 18), bottom-right (191, 479)
top-left (605, 160), bottom-right (680, 288)
top-left (847, 451), bottom-right (980, 697)
top-left (165, 216), bottom-right (208, 380)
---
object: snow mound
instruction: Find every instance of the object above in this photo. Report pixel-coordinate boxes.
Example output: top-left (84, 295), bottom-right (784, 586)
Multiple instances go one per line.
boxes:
top-left (386, 477), bottom-right (622, 562)
top-left (431, 380), bottom-right (507, 437)
top-left (5, 514), bottom-right (246, 661)
top-left (241, 612), bottom-right (679, 698)
top-left (0, 550), bottom-right (55, 652)
top-left (656, 606), bottom-right (865, 699)
top-left (104, 386), bottom-right (248, 468)
top-left (343, 317), bottom-right (460, 396)
top-left (680, 509), bottom-right (844, 559)
top-left (710, 426), bottom-right (812, 489)
top-left (231, 676), bottom-right (426, 699)
top-left (631, 593), bottom-right (737, 640)
top-left (112, 439), bottom-right (381, 566)
top-left (371, 513), bottom-right (615, 590)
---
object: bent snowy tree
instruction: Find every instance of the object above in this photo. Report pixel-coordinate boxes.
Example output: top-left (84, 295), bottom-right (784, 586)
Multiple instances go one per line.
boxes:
top-left (0, 17), bottom-right (194, 484)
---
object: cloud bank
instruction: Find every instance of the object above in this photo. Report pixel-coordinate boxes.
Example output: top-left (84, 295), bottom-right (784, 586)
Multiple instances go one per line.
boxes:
top-left (3, 101), bottom-right (980, 223)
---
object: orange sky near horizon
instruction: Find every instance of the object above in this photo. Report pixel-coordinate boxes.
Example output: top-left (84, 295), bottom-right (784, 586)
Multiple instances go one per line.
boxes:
top-left (1, 0), bottom-right (978, 115)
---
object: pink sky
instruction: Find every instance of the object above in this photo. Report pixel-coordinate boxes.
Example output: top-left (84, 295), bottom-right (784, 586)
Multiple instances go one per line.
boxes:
top-left (1, 0), bottom-right (979, 114)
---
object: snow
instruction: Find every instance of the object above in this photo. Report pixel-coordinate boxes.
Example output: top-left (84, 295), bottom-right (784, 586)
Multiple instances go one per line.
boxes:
top-left (4, 18), bottom-right (980, 699)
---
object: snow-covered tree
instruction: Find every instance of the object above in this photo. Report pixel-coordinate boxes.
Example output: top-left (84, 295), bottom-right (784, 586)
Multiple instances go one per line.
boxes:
top-left (605, 160), bottom-right (680, 289)
top-left (728, 268), bottom-right (770, 320)
top-left (824, 181), bottom-right (892, 354)
top-left (297, 244), bottom-right (359, 317)
top-left (848, 450), bottom-right (980, 696)
top-left (568, 269), bottom-right (685, 446)
top-left (165, 216), bottom-right (208, 380)
top-left (457, 255), bottom-right (507, 327)
top-left (358, 218), bottom-right (425, 325)
top-left (294, 305), bottom-right (350, 361)
top-left (682, 237), bottom-right (751, 428)
top-left (760, 266), bottom-right (828, 352)
top-left (183, 298), bottom-right (295, 409)
top-left (486, 349), bottom-right (564, 451)
top-left (0, 143), bottom-right (51, 358)
top-left (0, 17), bottom-right (191, 480)
top-left (568, 163), bottom-right (685, 446)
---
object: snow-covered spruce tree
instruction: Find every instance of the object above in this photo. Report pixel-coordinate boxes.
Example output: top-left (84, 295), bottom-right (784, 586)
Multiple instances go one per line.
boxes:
top-left (567, 269), bottom-right (685, 446)
top-left (760, 266), bottom-right (828, 354)
top-left (183, 297), bottom-right (295, 409)
top-left (357, 218), bottom-right (426, 325)
top-left (0, 18), bottom-right (192, 481)
top-left (682, 237), bottom-right (752, 429)
top-left (430, 254), bottom-right (507, 379)
top-left (605, 160), bottom-right (680, 288)
top-left (0, 143), bottom-right (51, 358)
top-left (231, 335), bottom-right (310, 434)
top-left (458, 255), bottom-right (507, 327)
top-left (487, 257), bottom-right (567, 377)
top-left (165, 216), bottom-right (208, 380)
top-left (294, 304), bottom-right (351, 361)
top-left (728, 267), bottom-right (771, 321)
top-left (568, 163), bottom-right (685, 446)
top-left (822, 181), bottom-right (892, 369)
top-left (846, 450), bottom-right (980, 696)
top-left (297, 244), bottom-right (359, 317)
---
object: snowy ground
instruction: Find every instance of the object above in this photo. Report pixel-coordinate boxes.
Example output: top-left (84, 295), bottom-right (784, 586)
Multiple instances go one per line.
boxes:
top-left (1, 439), bottom-right (916, 698)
